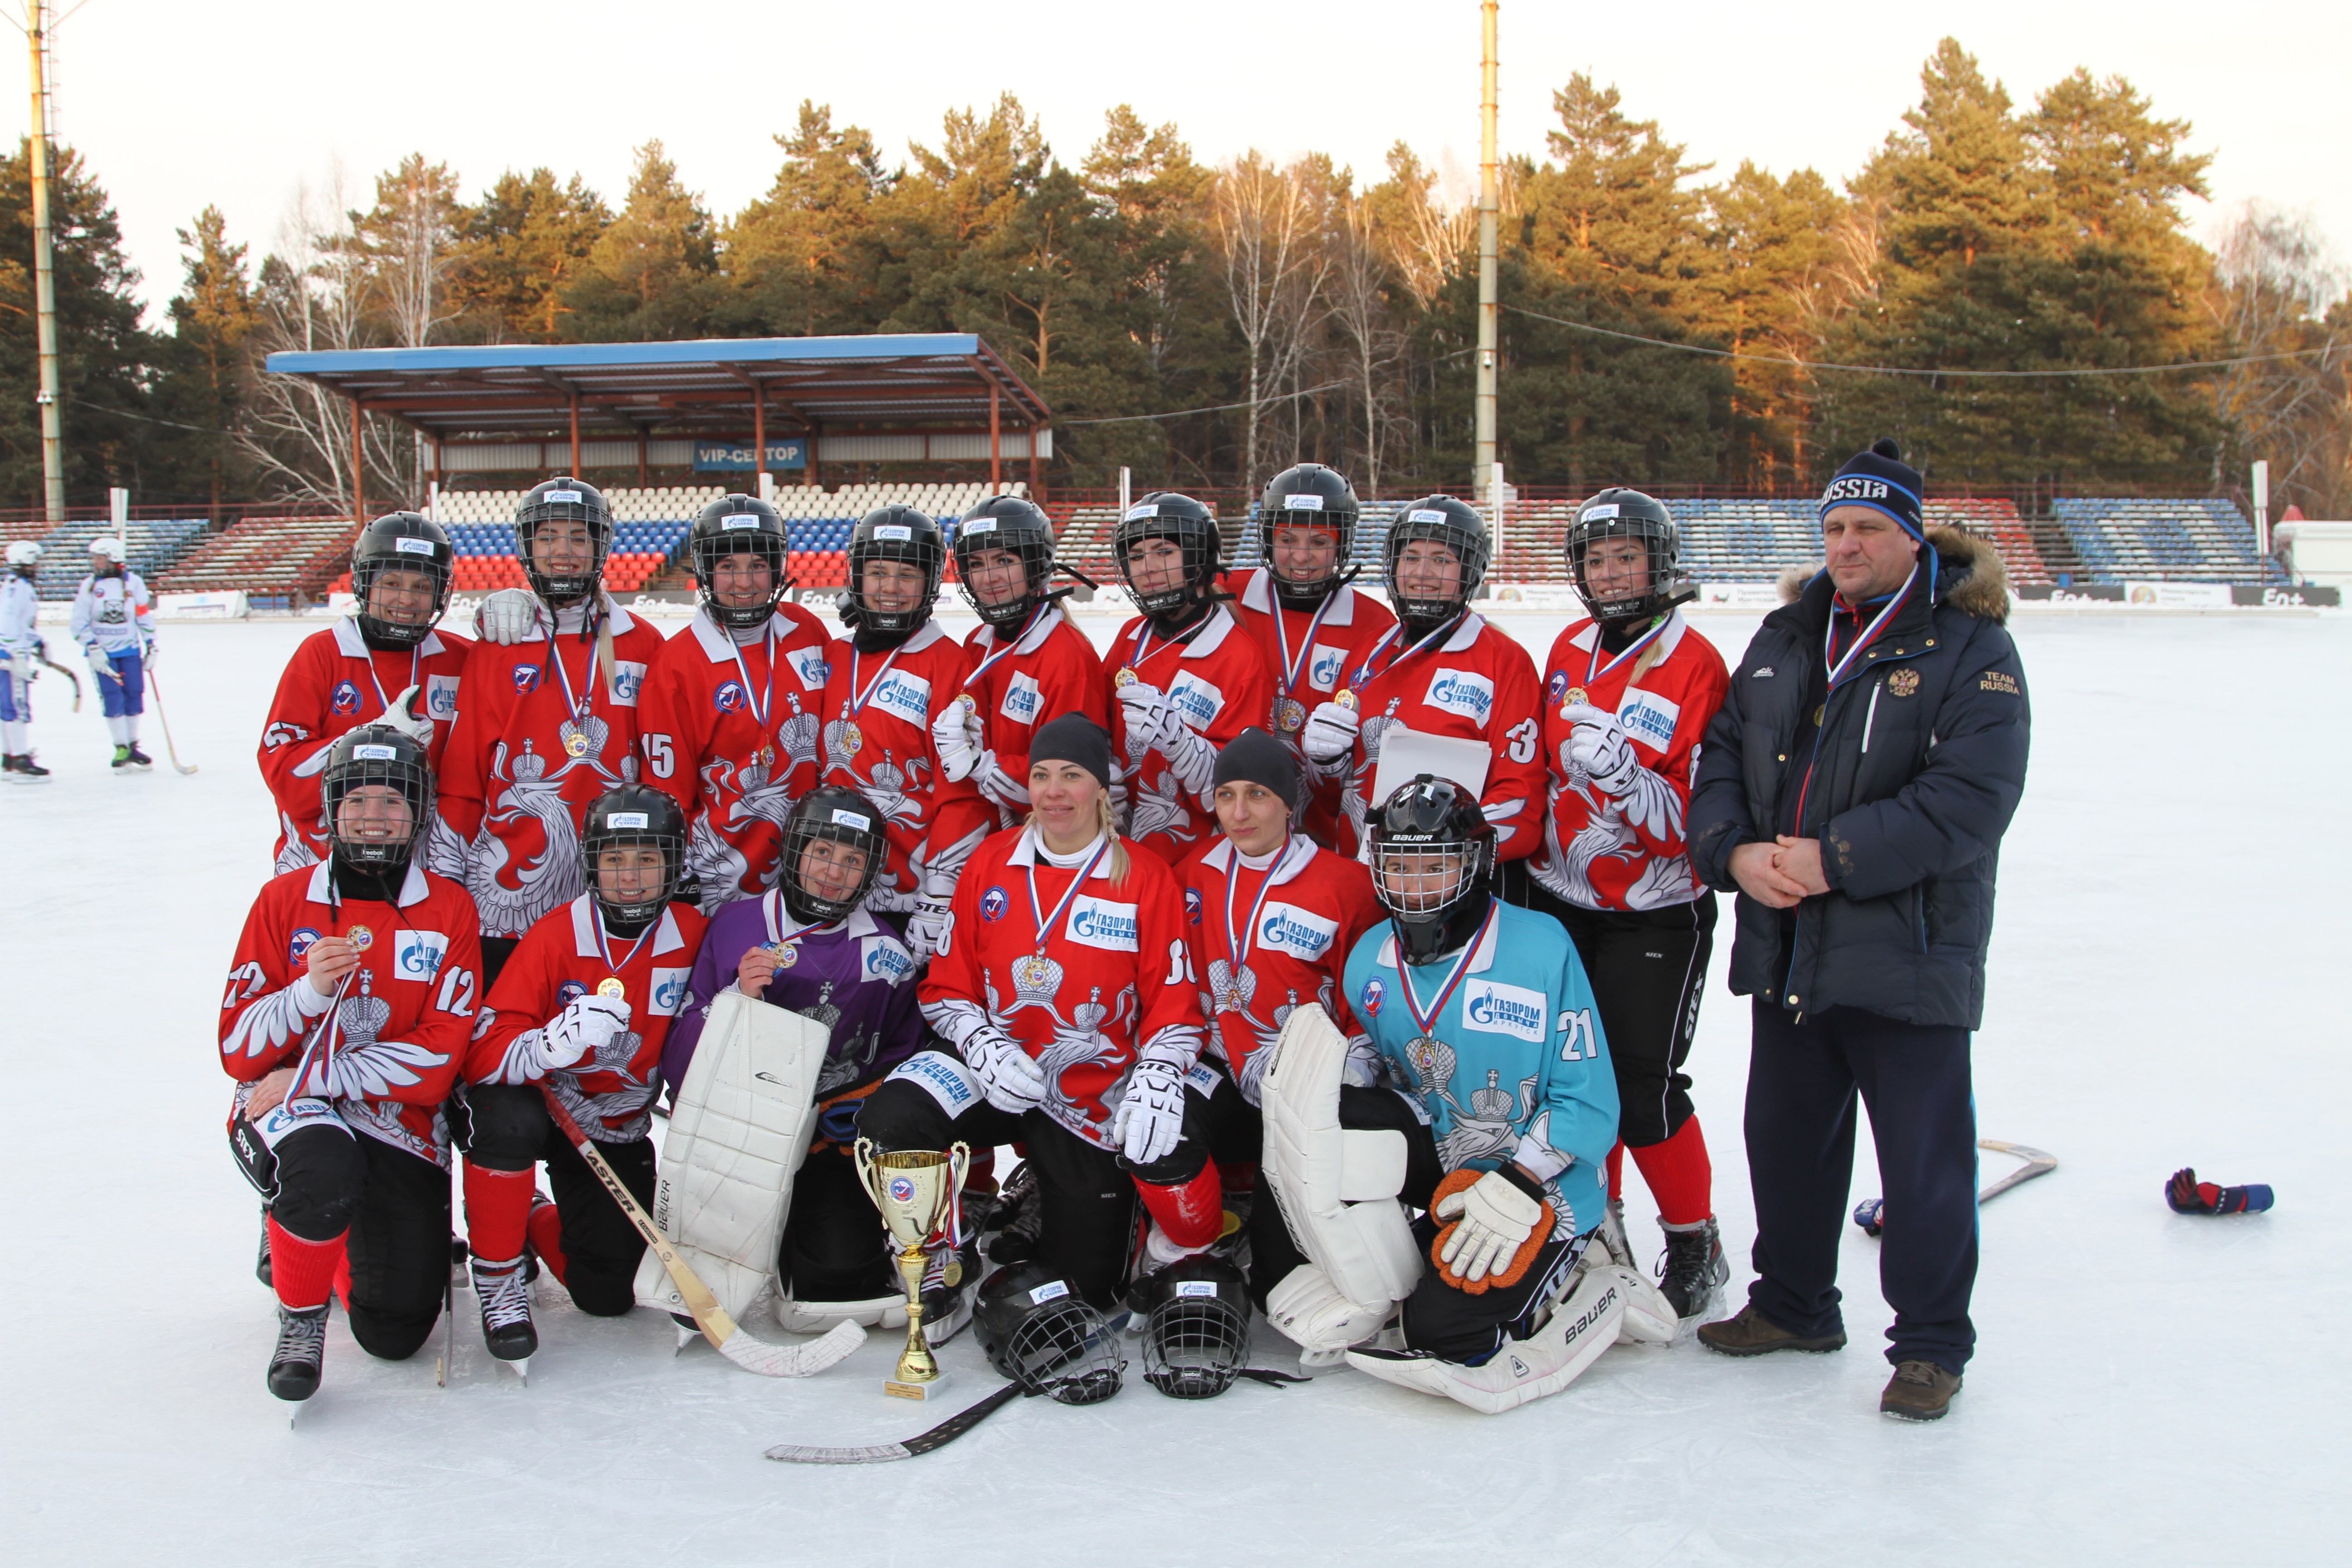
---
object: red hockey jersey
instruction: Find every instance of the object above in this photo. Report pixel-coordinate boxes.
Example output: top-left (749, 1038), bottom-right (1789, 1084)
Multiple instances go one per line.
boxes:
top-left (467, 894), bottom-right (709, 1142)
top-left (953, 605), bottom-right (1111, 832)
top-left (1227, 570), bottom-right (1397, 848)
top-left (1178, 833), bottom-right (1383, 1105)
top-left (919, 827), bottom-right (1206, 1150)
top-left (434, 601), bottom-right (669, 939)
top-left (638, 605), bottom-right (833, 906)
top-left (219, 862), bottom-right (485, 1168)
top-left (818, 619), bottom-right (988, 910)
top-left (1102, 606), bottom-right (1275, 865)
top-left (1326, 611), bottom-right (1546, 862)
top-left (1529, 610), bottom-right (1730, 911)
top-left (259, 617), bottom-right (473, 872)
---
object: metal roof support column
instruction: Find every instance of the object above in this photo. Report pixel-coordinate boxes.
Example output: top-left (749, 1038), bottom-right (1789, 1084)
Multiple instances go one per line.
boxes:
top-left (637, 429), bottom-right (648, 487)
top-left (1029, 421), bottom-right (1042, 500)
top-left (753, 378), bottom-right (767, 492)
top-left (568, 391), bottom-right (581, 475)
top-left (989, 383), bottom-right (1001, 488)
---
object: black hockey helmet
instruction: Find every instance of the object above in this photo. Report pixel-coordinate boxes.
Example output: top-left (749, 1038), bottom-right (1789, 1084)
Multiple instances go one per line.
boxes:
top-left (953, 495), bottom-right (1058, 631)
top-left (351, 512), bottom-right (454, 651)
top-left (778, 786), bottom-right (887, 925)
top-left (1113, 492), bottom-right (1222, 622)
top-left (1138, 1255), bottom-right (1252, 1400)
top-left (1367, 774), bottom-right (1497, 965)
top-left (846, 505), bottom-right (944, 637)
top-left (580, 784), bottom-right (688, 926)
top-left (1566, 488), bottom-right (1695, 627)
top-left (514, 476), bottom-right (613, 607)
top-left (690, 495), bottom-right (791, 631)
top-left (974, 1262), bottom-right (1125, 1404)
top-left (1384, 495), bottom-right (1490, 633)
top-left (1260, 463), bottom-right (1361, 611)
top-left (319, 724), bottom-right (435, 870)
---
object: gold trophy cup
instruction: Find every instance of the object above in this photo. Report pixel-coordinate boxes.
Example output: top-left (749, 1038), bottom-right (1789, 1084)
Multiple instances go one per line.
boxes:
top-left (853, 1139), bottom-right (970, 1400)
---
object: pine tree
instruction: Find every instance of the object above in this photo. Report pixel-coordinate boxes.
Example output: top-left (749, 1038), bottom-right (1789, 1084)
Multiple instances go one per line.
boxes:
top-left (722, 103), bottom-right (891, 338)
top-left (455, 168), bottom-right (609, 342)
top-left (560, 142), bottom-right (716, 341)
top-left (152, 206), bottom-right (257, 518)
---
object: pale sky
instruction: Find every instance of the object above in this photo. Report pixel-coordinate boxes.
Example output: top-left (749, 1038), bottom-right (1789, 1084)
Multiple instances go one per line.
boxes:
top-left (44, 0), bottom-right (2352, 321)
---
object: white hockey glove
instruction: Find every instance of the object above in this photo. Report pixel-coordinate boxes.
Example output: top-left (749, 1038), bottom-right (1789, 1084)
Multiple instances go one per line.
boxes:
top-left (1433, 1169), bottom-right (1547, 1285)
top-left (381, 683), bottom-right (436, 746)
top-left (905, 897), bottom-right (952, 965)
top-left (543, 993), bottom-right (631, 1071)
top-left (974, 752), bottom-right (1028, 810)
top-left (1111, 1057), bottom-right (1187, 1166)
top-left (1299, 700), bottom-right (1360, 764)
top-left (1116, 679), bottom-right (1173, 753)
top-left (139, 634), bottom-right (158, 668)
top-left (474, 588), bottom-right (543, 646)
top-left (965, 1027), bottom-right (1049, 1113)
top-left (82, 641), bottom-right (108, 676)
top-left (1561, 701), bottom-right (1640, 795)
top-left (929, 699), bottom-right (981, 782)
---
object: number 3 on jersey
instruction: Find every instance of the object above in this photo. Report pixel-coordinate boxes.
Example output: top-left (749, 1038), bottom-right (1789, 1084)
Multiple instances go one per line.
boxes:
top-left (1507, 718), bottom-right (1539, 764)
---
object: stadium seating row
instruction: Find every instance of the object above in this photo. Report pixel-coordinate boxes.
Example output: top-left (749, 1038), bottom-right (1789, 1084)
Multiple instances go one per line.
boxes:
top-left (429, 481), bottom-right (1024, 527)
top-left (9, 517), bottom-right (211, 600)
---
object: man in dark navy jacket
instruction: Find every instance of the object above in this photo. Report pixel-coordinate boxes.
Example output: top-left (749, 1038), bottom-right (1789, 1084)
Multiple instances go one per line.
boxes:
top-left (1687, 438), bottom-right (2029, 1423)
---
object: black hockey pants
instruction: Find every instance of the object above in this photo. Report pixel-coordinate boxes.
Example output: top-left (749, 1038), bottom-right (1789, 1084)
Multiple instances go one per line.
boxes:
top-left (253, 1120), bottom-right (450, 1360)
top-left (451, 1082), bottom-right (653, 1317)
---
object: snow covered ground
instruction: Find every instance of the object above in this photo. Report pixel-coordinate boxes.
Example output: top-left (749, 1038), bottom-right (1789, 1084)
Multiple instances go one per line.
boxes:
top-left (4, 607), bottom-right (2342, 1567)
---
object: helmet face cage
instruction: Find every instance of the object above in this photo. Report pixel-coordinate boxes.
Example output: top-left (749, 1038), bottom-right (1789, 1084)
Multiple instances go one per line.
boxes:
top-left (779, 789), bottom-right (887, 925)
top-left (352, 513), bottom-right (454, 649)
top-left (1368, 775), bottom-right (1497, 964)
top-left (1114, 494), bottom-right (1221, 620)
top-left (1385, 497), bottom-right (1490, 627)
top-left (954, 498), bottom-right (1057, 630)
top-left (580, 788), bottom-right (687, 926)
top-left (1140, 1259), bottom-right (1252, 1399)
top-left (515, 477), bottom-right (613, 606)
top-left (691, 497), bottom-right (791, 631)
top-left (1261, 464), bottom-right (1360, 609)
top-left (320, 726), bottom-right (435, 869)
top-left (976, 1276), bottom-right (1125, 1404)
top-left (848, 507), bottom-right (944, 635)
top-left (1567, 489), bottom-right (1683, 625)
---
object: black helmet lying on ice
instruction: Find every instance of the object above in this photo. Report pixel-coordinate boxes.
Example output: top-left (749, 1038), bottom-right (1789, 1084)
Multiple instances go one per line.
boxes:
top-left (973, 1262), bottom-right (1125, 1404)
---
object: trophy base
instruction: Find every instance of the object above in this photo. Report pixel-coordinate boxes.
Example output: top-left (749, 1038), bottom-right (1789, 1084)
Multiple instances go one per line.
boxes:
top-left (884, 1369), bottom-right (949, 1401)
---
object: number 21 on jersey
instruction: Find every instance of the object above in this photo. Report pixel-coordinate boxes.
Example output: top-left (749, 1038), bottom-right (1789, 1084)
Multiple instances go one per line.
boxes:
top-left (1557, 1007), bottom-right (1599, 1061)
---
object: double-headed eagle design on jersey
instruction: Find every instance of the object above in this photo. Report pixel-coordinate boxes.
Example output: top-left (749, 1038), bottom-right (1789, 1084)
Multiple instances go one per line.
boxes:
top-left (1534, 744), bottom-right (1694, 913)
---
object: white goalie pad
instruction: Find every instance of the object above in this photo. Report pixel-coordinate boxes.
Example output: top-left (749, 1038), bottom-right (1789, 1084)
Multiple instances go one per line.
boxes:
top-left (633, 989), bottom-right (829, 1321)
top-left (1346, 1253), bottom-right (1629, 1415)
top-left (1581, 1258), bottom-right (1680, 1345)
top-left (1260, 1003), bottom-right (1421, 1349)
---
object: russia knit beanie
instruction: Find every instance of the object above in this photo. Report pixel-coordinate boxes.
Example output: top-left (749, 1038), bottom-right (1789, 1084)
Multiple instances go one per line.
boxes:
top-left (1820, 438), bottom-right (1926, 541)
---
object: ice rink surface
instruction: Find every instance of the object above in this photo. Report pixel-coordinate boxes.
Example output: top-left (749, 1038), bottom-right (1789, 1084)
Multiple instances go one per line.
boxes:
top-left (3, 606), bottom-right (2342, 1566)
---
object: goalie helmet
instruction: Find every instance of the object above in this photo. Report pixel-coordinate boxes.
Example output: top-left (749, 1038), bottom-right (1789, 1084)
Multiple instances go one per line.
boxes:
top-left (1259, 463), bottom-right (1360, 611)
top-left (846, 505), bottom-right (945, 637)
top-left (1384, 495), bottom-right (1490, 632)
top-left (580, 784), bottom-right (687, 926)
top-left (514, 476), bottom-right (613, 606)
top-left (5, 539), bottom-right (39, 572)
top-left (319, 724), bottom-right (435, 870)
top-left (1138, 1255), bottom-right (1252, 1399)
top-left (689, 495), bottom-right (791, 631)
top-left (351, 512), bottom-right (454, 651)
top-left (778, 786), bottom-right (887, 926)
top-left (952, 495), bottom-right (1057, 631)
top-left (974, 1262), bottom-right (1125, 1405)
top-left (1113, 491), bottom-right (1222, 621)
top-left (1367, 773), bottom-right (1496, 965)
top-left (1566, 488), bottom-right (1695, 627)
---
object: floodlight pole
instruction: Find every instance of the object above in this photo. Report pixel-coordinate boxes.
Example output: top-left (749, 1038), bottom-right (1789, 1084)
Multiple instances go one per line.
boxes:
top-left (1473, 0), bottom-right (1499, 496)
top-left (28, 0), bottom-right (64, 525)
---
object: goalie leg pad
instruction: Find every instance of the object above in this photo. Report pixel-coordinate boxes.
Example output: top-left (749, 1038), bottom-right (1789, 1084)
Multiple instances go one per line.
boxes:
top-left (1264, 1262), bottom-right (1394, 1358)
top-left (1261, 1004), bottom-right (1421, 1310)
top-left (1347, 1262), bottom-right (1627, 1415)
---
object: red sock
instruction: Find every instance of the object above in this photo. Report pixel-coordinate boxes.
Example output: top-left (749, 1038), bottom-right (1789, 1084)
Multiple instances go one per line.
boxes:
top-left (527, 1195), bottom-right (568, 1284)
top-left (1136, 1160), bottom-right (1223, 1251)
top-left (1606, 1141), bottom-right (1626, 1204)
top-left (332, 1250), bottom-right (352, 1310)
top-left (462, 1161), bottom-right (534, 1265)
top-left (1628, 1116), bottom-right (1715, 1227)
top-left (267, 1215), bottom-right (347, 1312)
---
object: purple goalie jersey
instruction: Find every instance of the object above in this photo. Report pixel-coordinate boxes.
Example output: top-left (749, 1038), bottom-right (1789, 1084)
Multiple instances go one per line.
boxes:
top-left (664, 893), bottom-right (928, 1104)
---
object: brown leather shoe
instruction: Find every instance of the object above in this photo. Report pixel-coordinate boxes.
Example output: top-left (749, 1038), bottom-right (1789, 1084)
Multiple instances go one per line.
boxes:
top-left (1881, 1360), bottom-right (1962, 1421)
top-left (1695, 1302), bottom-right (1847, 1357)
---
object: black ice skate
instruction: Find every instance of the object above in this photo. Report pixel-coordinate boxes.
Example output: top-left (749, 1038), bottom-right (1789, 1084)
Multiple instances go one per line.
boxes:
top-left (4, 753), bottom-right (50, 781)
top-left (125, 742), bottom-right (155, 769)
top-left (268, 1303), bottom-right (328, 1401)
top-left (1656, 1216), bottom-right (1731, 1321)
top-left (984, 1162), bottom-right (1043, 1265)
top-left (470, 1254), bottom-right (537, 1374)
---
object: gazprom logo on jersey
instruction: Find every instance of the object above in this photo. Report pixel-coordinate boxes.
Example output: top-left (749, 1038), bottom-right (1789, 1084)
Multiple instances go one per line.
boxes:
top-left (1309, 645), bottom-right (1347, 691)
top-left (788, 647), bottom-right (830, 689)
top-left (1067, 896), bottom-right (1141, 952)
top-left (424, 674), bottom-right (461, 722)
top-left (1462, 980), bottom-right (1548, 1043)
top-left (650, 968), bottom-right (691, 1015)
top-left (862, 936), bottom-right (914, 984)
top-left (289, 927), bottom-right (322, 964)
top-left (394, 929), bottom-right (449, 981)
top-left (329, 680), bottom-right (362, 715)
top-left (1425, 668), bottom-right (1495, 724)
top-left (1166, 673), bottom-right (1224, 729)
top-left (1258, 902), bottom-right (1339, 961)
top-left (1617, 689), bottom-right (1681, 750)
top-left (1000, 672), bottom-right (1042, 724)
top-left (609, 661), bottom-right (646, 706)
top-left (870, 671), bottom-right (931, 726)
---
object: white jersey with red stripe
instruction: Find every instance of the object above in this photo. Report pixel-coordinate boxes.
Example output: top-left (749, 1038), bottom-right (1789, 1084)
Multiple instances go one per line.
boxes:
top-left (1102, 604), bottom-right (1275, 865)
top-left (954, 605), bottom-right (1111, 831)
top-left (818, 618), bottom-right (987, 911)
top-left (1227, 569), bottom-right (1396, 846)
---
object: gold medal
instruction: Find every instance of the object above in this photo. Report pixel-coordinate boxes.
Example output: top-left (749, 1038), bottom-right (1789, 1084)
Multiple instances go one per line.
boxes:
top-left (564, 730), bottom-right (590, 759)
top-left (770, 941), bottom-right (799, 969)
top-left (841, 721), bottom-right (863, 756)
top-left (1014, 954), bottom-right (1055, 990)
top-left (596, 977), bottom-right (627, 999)
top-left (1114, 667), bottom-right (1138, 690)
top-left (755, 744), bottom-right (775, 768)
top-left (959, 692), bottom-right (979, 719)
top-left (1814, 704), bottom-right (1825, 726)
top-left (1276, 697), bottom-right (1307, 734)
top-left (1565, 686), bottom-right (1588, 706)
top-left (346, 925), bottom-right (373, 951)
top-left (1332, 688), bottom-right (1357, 712)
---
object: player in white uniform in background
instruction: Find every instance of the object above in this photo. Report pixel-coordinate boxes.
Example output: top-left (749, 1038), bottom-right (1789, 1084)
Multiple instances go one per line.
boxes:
top-left (70, 535), bottom-right (157, 772)
top-left (1, 540), bottom-right (49, 780)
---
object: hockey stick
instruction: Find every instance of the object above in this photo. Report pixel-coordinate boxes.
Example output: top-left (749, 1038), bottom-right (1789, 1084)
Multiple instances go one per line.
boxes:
top-left (535, 1085), bottom-right (864, 1378)
top-left (1854, 1139), bottom-right (2057, 1235)
top-left (766, 1381), bottom-right (1035, 1465)
top-left (145, 669), bottom-right (197, 773)
top-left (36, 654), bottom-right (80, 711)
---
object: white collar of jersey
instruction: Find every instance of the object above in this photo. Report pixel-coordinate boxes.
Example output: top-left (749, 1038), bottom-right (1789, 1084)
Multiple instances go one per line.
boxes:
top-left (1239, 568), bottom-right (1361, 626)
top-left (1200, 831), bottom-right (1318, 887)
top-left (567, 895), bottom-right (688, 960)
top-left (1374, 901), bottom-right (1501, 974)
top-left (1438, 612), bottom-right (1487, 655)
top-left (304, 860), bottom-right (434, 909)
top-left (1566, 608), bottom-right (1686, 661)
top-left (333, 616), bottom-right (445, 660)
top-left (689, 607), bottom-right (798, 662)
top-left (852, 618), bottom-right (949, 657)
top-left (1007, 826), bottom-right (1117, 876)
top-left (1126, 602), bottom-right (1237, 661)
top-left (761, 901), bottom-right (879, 945)
top-left (972, 603), bottom-right (1063, 657)
top-left (517, 593), bottom-right (635, 643)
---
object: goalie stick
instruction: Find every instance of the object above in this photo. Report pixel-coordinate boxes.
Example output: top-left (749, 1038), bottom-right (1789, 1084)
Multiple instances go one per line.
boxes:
top-left (535, 1085), bottom-right (864, 1379)
top-left (1854, 1138), bottom-right (2056, 1236)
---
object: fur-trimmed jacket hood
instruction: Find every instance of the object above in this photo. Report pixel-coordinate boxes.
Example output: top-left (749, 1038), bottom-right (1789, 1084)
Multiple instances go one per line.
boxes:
top-left (1775, 524), bottom-right (2012, 623)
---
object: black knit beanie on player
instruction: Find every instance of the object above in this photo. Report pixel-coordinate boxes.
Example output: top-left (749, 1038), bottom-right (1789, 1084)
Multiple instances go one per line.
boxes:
top-left (1029, 714), bottom-right (1112, 789)
top-left (1820, 438), bottom-right (1926, 543)
top-left (1212, 726), bottom-right (1298, 805)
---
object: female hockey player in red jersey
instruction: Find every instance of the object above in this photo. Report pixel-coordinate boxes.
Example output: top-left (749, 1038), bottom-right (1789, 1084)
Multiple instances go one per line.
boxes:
top-left (638, 495), bottom-right (832, 910)
top-left (1225, 464), bottom-right (1396, 846)
top-left (1102, 492), bottom-right (1275, 864)
top-left (858, 714), bottom-right (1220, 1309)
top-left (454, 785), bottom-right (707, 1366)
top-left (259, 513), bottom-right (471, 872)
top-left (220, 726), bottom-right (485, 1401)
top-left (1297, 495), bottom-right (1544, 866)
top-left (1524, 489), bottom-right (1733, 1324)
top-left (931, 495), bottom-right (1109, 835)
top-left (818, 506), bottom-right (989, 964)
top-left (435, 478), bottom-right (668, 983)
